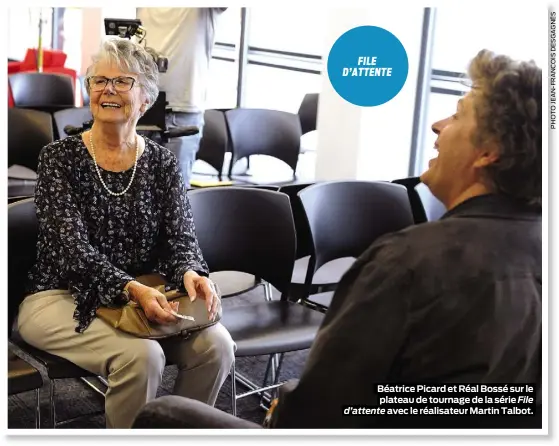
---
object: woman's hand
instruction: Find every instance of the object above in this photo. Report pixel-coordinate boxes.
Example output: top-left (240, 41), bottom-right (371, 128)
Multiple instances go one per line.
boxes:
top-left (183, 271), bottom-right (221, 321)
top-left (126, 281), bottom-right (179, 325)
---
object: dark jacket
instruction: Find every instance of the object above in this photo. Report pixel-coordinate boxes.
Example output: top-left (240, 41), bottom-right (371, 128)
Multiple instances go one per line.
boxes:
top-left (272, 194), bottom-right (542, 429)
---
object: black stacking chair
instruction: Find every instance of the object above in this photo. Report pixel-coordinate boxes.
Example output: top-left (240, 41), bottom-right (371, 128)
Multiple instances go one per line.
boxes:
top-left (207, 184), bottom-right (280, 296)
top-left (392, 177), bottom-right (447, 223)
top-left (8, 198), bottom-right (104, 428)
top-left (8, 349), bottom-right (43, 428)
top-left (277, 182), bottom-right (318, 299)
top-left (8, 108), bottom-right (54, 202)
top-left (297, 93), bottom-right (319, 135)
top-left (8, 108), bottom-right (54, 172)
top-left (53, 106), bottom-right (93, 139)
top-left (9, 72), bottom-right (75, 114)
top-left (239, 185), bottom-right (279, 191)
top-left (298, 181), bottom-right (415, 310)
top-left (225, 109), bottom-right (302, 181)
top-left (79, 75), bottom-right (90, 106)
top-left (196, 109), bottom-right (228, 179)
top-left (391, 177), bottom-right (428, 223)
top-left (187, 187), bottom-right (324, 415)
top-left (138, 92), bottom-right (167, 136)
top-left (415, 182), bottom-right (447, 221)
top-left (187, 183), bottom-right (280, 298)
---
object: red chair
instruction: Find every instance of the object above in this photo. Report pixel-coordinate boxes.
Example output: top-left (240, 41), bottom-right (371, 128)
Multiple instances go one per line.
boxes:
top-left (21, 49), bottom-right (77, 91)
top-left (8, 61), bottom-right (22, 75)
top-left (7, 49), bottom-right (78, 107)
top-left (20, 49), bottom-right (68, 71)
top-left (8, 86), bottom-right (14, 107)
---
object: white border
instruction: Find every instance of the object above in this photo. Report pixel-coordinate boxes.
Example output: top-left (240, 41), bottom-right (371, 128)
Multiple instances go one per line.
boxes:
top-left (3, 0), bottom-right (553, 444)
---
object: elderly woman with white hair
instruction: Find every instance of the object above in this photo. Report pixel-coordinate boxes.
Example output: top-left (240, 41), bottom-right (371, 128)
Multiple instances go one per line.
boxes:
top-left (17, 38), bottom-right (235, 429)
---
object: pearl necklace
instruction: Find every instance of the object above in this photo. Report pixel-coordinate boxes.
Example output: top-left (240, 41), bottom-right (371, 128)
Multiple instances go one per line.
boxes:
top-left (89, 130), bottom-right (139, 196)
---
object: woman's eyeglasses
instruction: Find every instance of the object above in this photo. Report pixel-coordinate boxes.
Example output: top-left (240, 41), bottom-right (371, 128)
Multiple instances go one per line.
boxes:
top-left (87, 76), bottom-right (137, 92)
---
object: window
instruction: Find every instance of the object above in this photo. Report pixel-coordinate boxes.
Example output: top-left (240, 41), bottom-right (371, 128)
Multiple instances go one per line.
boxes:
top-left (243, 63), bottom-right (321, 112)
top-left (214, 8), bottom-right (241, 45)
top-left (240, 7), bottom-right (325, 112)
top-left (7, 8), bottom-right (53, 61)
top-left (206, 58), bottom-right (238, 109)
top-left (431, 6), bottom-right (546, 73)
top-left (248, 7), bottom-right (328, 56)
top-left (205, 8), bottom-right (241, 109)
top-left (415, 6), bottom-right (546, 174)
top-left (420, 92), bottom-right (463, 173)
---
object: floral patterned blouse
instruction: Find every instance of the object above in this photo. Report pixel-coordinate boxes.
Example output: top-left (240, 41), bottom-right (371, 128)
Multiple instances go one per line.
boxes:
top-left (25, 135), bottom-right (209, 333)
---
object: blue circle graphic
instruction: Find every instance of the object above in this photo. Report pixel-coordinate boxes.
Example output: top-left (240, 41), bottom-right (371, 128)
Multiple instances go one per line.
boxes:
top-left (327, 26), bottom-right (408, 107)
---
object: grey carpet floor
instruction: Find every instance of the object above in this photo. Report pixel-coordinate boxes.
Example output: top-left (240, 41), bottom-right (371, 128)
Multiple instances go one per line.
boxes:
top-left (8, 273), bottom-right (312, 429)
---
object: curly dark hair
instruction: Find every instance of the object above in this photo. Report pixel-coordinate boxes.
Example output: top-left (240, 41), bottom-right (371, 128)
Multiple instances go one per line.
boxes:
top-left (467, 49), bottom-right (542, 209)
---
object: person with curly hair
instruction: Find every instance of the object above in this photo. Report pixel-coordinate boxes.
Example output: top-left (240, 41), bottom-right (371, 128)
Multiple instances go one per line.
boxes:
top-left (132, 49), bottom-right (542, 430)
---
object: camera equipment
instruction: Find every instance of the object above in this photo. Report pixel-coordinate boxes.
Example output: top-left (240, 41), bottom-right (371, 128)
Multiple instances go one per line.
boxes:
top-left (104, 18), bottom-right (169, 73)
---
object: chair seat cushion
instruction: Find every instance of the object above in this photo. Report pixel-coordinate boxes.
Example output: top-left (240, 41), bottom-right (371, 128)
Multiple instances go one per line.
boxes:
top-left (8, 178), bottom-right (35, 199)
top-left (8, 351), bottom-right (43, 395)
top-left (291, 256), bottom-right (355, 286)
top-left (209, 271), bottom-right (259, 298)
top-left (11, 331), bottom-right (96, 380)
top-left (307, 291), bottom-right (334, 308)
top-left (222, 300), bottom-right (324, 357)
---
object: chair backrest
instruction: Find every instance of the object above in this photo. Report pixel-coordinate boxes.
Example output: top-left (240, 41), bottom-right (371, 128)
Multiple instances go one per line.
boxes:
top-left (298, 181), bottom-right (414, 288)
top-left (392, 177), bottom-right (447, 223)
top-left (9, 72), bottom-right (75, 108)
top-left (79, 75), bottom-right (90, 106)
top-left (8, 108), bottom-right (54, 171)
top-left (21, 48), bottom-right (68, 70)
top-left (391, 177), bottom-right (428, 224)
top-left (8, 198), bottom-right (39, 336)
top-left (196, 109), bottom-right (228, 176)
top-left (278, 182), bottom-right (316, 259)
top-left (225, 108), bottom-right (302, 174)
top-left (53, 106), bottom-right (93, 139)
top-left (297, 93), bottom-right (319, 135)
top-left (138, 91), bottom-right (166, 131)
top-left (188, 187), bottom-right (296, 296)
top-left (239, 185), bottom-right (279, 191)
top-left (415, 182), bottom-right (447, 221)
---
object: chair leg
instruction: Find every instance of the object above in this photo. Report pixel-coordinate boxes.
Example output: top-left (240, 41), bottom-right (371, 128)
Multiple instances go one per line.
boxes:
top-left (260, 353), bottom-right (285, 408)
top-left (262, 354), bottom-right (273, 388)
top-left (50, 379), bottom-right (56, 428)
top-left (264, 282), bottom-right (273, 301)
top-left (230, 361), bottom-right (237, 417)
top-left (271, 353), bottom-right (285, 399)
top-left (35, 388), bottom-right (41, 429)
top-left (259, 282), bottom-right (276, 391)
top-left (259, 354), bottom-right (276, 408)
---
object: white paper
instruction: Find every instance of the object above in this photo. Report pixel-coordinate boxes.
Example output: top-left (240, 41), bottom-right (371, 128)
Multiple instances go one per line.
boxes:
top-left (167, 309), bottom-right (195, 321)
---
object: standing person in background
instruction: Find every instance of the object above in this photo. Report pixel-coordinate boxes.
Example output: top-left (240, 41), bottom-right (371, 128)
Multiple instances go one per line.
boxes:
top-left (137, 7), bottom-right (227, 186)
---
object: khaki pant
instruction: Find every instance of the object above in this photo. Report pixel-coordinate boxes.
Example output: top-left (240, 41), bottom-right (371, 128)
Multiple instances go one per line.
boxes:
top-left (17, 290), bottom-right (235, 429)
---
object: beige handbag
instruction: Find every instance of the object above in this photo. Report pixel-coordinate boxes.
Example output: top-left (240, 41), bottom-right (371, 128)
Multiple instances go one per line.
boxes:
top-left (96, 273), bottom-right (221, 340)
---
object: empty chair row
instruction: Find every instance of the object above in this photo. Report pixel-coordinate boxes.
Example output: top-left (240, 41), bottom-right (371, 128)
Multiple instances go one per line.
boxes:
top-left (8, 106), bottom-right (302, 183)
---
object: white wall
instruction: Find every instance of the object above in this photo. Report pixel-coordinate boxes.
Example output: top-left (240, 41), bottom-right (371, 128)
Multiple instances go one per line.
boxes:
top-left (315, 7), bottom-right (424, 181)
top-left (80, 8), bottom-right (104, 75)
top-left (79, 8), bottom-right (137, 76)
